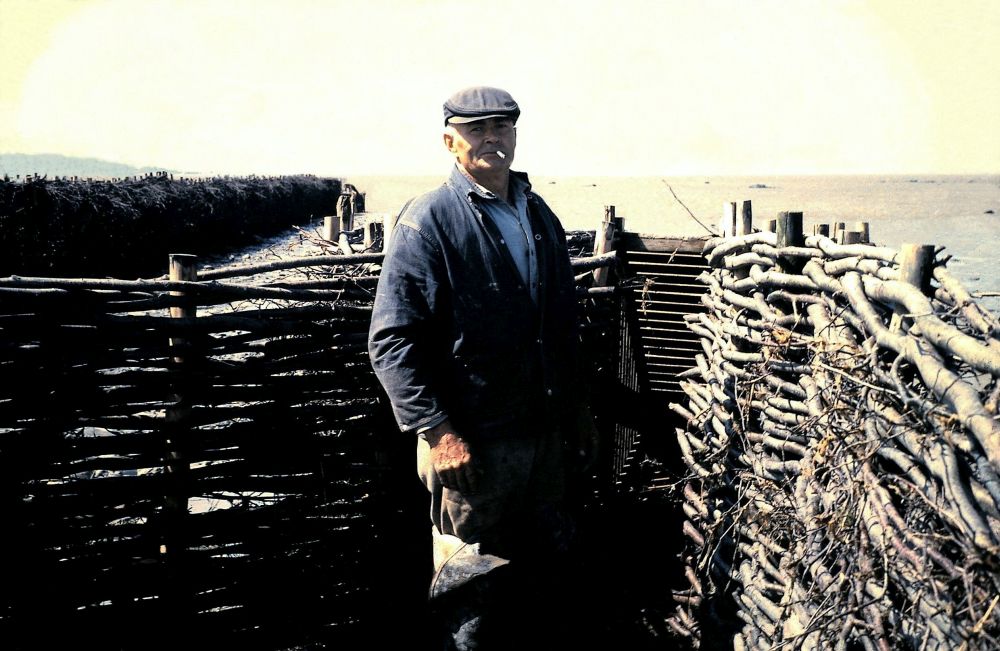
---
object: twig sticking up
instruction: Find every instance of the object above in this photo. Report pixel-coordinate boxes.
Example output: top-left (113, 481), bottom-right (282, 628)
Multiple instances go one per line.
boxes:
top-left (661, 179), bottom-right (717, 236)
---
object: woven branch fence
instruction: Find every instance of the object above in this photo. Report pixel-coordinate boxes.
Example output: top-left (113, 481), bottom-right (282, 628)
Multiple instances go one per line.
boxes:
top-left (665, 213), bottom-right (1000, 650)
top-left (0, 225), bottom-right (639, 648)
top-left (0, 174), bottom-right (343, 278)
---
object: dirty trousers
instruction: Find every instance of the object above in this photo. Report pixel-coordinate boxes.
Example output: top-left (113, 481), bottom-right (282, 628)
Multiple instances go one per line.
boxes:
top-left (417, 428), bottom-right (575, 650)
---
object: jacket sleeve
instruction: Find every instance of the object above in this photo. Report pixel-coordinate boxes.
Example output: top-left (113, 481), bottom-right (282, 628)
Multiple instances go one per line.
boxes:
top-left (368, 219), bottom-right (450, 433)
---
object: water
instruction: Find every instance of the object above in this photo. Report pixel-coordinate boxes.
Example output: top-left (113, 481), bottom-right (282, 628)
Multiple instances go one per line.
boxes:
top-left (344, 173), bottom-right (1000, 312)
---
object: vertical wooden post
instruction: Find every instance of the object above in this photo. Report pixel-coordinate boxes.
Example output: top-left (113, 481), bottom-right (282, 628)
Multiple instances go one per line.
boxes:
top-left (364, 220), bottom-right (383, 250)
top-left (323, 215), bottom-right (339, 242)
top-left (169, 255), bottom-right (197, 294)
top-left (814, 224), bottom-right (830, 237)
top-left (351, 190), bottom-right (366, 214)
top-left (738, 200), bottom-right (753, 235)
top-left (776, 212), bottom-right (804, 248)
top-left (898, 243), bottom-right (935, 295)
top-left (776, 212), bottom-right (804, 273)
top-left (338, 193), bottom-right (354, 233)
top-left (843, 231), bottom-right (864, 245)
top-left (721, 202), bottom-right (737, 237)
top-left (165, 254), bottom-right (196, 620)
top-left (168, 254), bottom-right (198, 361)
top-left (890, 243), bottom-right (935, 332)
top-left (854, 221), bottom-right (870, 244)
top-left (833, 222), bottom-right (846, 244)
top-left (593, 206), bottom-right (617, 287)
top-left (730, 201), bottom-right (753, 280)
top-left (767, 219), bottom-right (777, 233)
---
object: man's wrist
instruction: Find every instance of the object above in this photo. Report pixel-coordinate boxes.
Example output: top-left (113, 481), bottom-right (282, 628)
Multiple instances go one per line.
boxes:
top-left (422, 418), bottom-right (455, 445)
top-left (416, 414), bottom-right (449, 438)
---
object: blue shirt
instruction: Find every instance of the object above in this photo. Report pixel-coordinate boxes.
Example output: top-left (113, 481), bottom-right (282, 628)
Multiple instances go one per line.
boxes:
top-left (454, 165), bottom-right (539, 304)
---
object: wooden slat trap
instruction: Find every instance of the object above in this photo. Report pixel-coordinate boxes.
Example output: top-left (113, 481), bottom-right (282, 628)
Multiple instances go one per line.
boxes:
top-left (618, 233), bottom-right (710, 400)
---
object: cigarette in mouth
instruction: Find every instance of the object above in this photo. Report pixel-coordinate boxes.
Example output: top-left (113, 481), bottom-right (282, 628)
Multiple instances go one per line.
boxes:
top-left (496, 150), bottom-right (506, 159)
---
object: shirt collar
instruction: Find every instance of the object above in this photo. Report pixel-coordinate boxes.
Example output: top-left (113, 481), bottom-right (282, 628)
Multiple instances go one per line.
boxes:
top-left (449, 164), bottom-right (533, 201)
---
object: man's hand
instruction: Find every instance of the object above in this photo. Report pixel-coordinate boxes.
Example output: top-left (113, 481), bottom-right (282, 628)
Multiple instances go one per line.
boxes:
top-left (425, 419), bottom-right (480, 494)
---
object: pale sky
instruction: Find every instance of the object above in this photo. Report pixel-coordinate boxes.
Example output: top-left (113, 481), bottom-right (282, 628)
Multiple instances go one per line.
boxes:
top-left (1, 0), bottom-right (998, 176)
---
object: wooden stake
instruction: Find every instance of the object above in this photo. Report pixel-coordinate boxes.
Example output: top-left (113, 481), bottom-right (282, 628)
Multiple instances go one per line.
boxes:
top-left (843, 231), bottom-right (864, 245)
top-left (854, 221), bottom-right (870, 244)
top-left (338, 193), bottom-right (354, 232)
top-left (165, 253), bottom-right (196, 610)
top-left (721, 202), bottom-right (737, 237)
top-left (890, 243), bottom-right (935, 332)
top-left (592, 206), bottom-right (617, 287)
top-left (351, 190), bottom-right (366, 214)
top-left (834, 222), bottom-right (846, 244)
top-left (814, 224), bottom-right (830, 237)
top-left (323, 215), bottom-right (339, 242)
top-left (739, 200), bottom-right (753, 235)
top-left (776, 212), bottom-right (804, 248)
top-left (168, 255), bottom-right (197, 283)
top-left (898, 243), bottom-right (935, 295)
top-left (168, 254), bottom-right (197, 363)
top-left (767, 219), bottom-right (777, 233)
top-left (364, 220), bottom-right (383, 250)
top-left (776, 212), bottom-right (804, 273)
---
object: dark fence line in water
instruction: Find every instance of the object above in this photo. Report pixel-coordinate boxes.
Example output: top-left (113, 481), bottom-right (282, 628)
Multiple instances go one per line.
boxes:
top-left (664, 210), bottom-right (1000, 649)
top-left (0, 226), bottom-right (671, 648)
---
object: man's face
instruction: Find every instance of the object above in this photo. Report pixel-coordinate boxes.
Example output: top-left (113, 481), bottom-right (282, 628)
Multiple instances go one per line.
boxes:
top-left (443, 117), bottom-right (516, 179)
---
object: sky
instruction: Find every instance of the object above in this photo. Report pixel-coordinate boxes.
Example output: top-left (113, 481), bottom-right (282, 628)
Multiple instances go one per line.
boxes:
top-left (1, 0), bottom-right (998, 177)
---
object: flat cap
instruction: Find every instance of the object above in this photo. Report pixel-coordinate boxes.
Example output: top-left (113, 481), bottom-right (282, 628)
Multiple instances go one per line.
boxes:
top-left (443, 86), bottom-right (520, 126)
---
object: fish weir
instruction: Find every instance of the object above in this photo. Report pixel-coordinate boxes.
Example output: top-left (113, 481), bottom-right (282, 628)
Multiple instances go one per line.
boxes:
top-left (664, 211), bottom-right (1000, 650)
top-left (2, 202), bottom-right (998, 649)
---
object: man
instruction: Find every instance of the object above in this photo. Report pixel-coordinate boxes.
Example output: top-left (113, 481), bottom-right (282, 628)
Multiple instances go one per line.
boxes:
top-left (368, 86), bottom-right (598, 649)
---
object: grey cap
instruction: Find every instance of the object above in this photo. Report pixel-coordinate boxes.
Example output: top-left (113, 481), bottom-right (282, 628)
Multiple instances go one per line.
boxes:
top-left (443, 86), bottom-right (520, 126)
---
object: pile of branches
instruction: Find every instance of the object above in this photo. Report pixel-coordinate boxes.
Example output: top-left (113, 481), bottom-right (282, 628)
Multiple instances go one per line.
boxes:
top-left (0, 174), bottom-right (341, 278)
top-left (666, 231), bottom-right (1000, 649)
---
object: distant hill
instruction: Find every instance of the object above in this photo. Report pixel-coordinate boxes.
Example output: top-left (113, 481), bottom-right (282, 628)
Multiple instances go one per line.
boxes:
top-left (0, 153), bottom-right (177, 179)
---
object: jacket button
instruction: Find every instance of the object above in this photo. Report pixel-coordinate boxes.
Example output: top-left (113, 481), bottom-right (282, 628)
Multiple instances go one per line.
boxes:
top-left (500, 239), bottom-right (505, 244)
top-left (534, 234), bottom-right (542, 240)
top-left (546, 389), bottom-right (553, 396)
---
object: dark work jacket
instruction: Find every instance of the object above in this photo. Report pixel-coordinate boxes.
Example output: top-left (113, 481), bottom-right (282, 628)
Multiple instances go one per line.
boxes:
top-left (368, 166), bottom-right (580, 438)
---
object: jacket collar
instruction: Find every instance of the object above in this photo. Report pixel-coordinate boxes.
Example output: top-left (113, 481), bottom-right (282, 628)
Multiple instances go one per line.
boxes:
top-left (447, 164), bottom-right (533, 201)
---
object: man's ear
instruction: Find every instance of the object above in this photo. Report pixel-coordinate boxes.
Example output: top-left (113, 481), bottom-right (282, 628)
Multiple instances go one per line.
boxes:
top-left (442, 128), bottom-right (456, 153)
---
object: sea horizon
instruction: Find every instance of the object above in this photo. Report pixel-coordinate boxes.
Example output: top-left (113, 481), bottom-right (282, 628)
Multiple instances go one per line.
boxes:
top-left (340, 172), bottom-right (999, 310)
